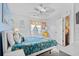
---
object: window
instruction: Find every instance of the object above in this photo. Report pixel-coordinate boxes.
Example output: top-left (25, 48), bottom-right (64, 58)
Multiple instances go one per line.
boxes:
top-left (30, 20), bottom-right (48, 37)
top-left (30, 20), bottom-right (41, 35)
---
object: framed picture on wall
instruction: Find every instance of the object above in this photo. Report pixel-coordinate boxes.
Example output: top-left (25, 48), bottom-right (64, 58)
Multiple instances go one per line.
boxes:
top-left (2, 3), bottom-right (8, 24)
top-left (76, 12), bottom-right (79, 24)
top-left (2, 3), bottom-right (13, 25)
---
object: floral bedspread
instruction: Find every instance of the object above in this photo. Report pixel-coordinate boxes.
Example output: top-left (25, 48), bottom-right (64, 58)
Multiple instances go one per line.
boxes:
top-left (11, 37), bottom-right (57, 55)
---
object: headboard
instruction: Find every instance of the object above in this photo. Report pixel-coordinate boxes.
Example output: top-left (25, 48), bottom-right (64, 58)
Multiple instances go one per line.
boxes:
top-left (2, 31), bottom-right (8, 54)
top-left (2, 31), bottom-right (12, 54)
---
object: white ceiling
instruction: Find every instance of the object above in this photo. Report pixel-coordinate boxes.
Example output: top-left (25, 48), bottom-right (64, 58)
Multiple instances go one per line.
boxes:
top-left (8, 3), bottom-right (73, 20)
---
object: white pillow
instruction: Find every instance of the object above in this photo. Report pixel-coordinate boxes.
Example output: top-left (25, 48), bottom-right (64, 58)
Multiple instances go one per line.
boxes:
top-left (7, 31), bottom-right (15, 46)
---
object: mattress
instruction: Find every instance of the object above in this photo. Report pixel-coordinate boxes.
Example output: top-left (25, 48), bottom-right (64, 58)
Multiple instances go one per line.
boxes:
top-left (11, 37), bottom-right (57, 55)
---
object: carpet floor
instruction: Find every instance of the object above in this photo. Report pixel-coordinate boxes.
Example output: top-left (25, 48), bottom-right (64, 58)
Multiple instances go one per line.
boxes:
top-left (38, 50), bottom-right (70, 56)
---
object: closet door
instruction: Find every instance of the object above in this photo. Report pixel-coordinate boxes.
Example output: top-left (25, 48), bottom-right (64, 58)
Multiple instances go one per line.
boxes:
top-left (56, 17), bottom-right (66, 46)
top-left (56, 18), bottom-right (64, 45)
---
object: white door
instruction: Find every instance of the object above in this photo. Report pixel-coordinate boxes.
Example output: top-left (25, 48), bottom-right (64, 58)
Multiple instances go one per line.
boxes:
top-left (56, 18), bottom-right (64, 45)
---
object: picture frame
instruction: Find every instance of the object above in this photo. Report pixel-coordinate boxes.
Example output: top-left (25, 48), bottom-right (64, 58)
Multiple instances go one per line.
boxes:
top-left (76, 12), bottom-right (79, 24)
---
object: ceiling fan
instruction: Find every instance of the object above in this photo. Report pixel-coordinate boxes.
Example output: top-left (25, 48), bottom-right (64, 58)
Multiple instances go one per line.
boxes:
top-left (30, 4), bottom-right (55, 19)
top-left (34, 4), bottom-right (54, 14)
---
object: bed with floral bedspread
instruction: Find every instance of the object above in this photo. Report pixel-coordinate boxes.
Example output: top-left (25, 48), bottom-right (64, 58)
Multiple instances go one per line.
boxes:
top-left (11, 37), bottom-right (57, 55)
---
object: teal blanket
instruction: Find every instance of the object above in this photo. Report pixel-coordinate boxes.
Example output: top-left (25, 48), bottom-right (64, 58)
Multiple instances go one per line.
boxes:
top-left (11, 37), bottom-right (57, 55)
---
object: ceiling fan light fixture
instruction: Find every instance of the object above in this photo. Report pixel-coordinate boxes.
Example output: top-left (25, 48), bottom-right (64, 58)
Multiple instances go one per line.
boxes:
top-left (30, 4), bottom-right (55, 19)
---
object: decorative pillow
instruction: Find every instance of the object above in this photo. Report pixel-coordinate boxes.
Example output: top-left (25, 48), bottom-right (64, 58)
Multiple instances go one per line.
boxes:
top-left (13, 32), bottom-right (22, 44)
top-left (42, 31), bottom-right (49, 38)
top-left (7, 31), bottom-right (15, 46)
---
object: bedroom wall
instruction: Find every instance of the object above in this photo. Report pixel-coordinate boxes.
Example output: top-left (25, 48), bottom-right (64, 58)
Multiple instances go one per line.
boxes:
top-left (47, 3), bottom-right (75, 45)
top-left (8, 3), bottom-right (39, 37)
top-left (74, 3), bottom-right (79, 43)
top-left (0, 3), bottom-right (4, 31)
top-left (8, 3), bottom-right (75, 45)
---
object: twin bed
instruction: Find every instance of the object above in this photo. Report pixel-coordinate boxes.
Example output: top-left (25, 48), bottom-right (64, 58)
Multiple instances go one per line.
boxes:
top-left (11, 36), bottom-right (57, 56)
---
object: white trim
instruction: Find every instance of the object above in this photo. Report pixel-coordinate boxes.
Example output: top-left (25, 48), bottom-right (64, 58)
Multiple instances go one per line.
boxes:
top-left (29, 46), bottom-right (58, 56)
